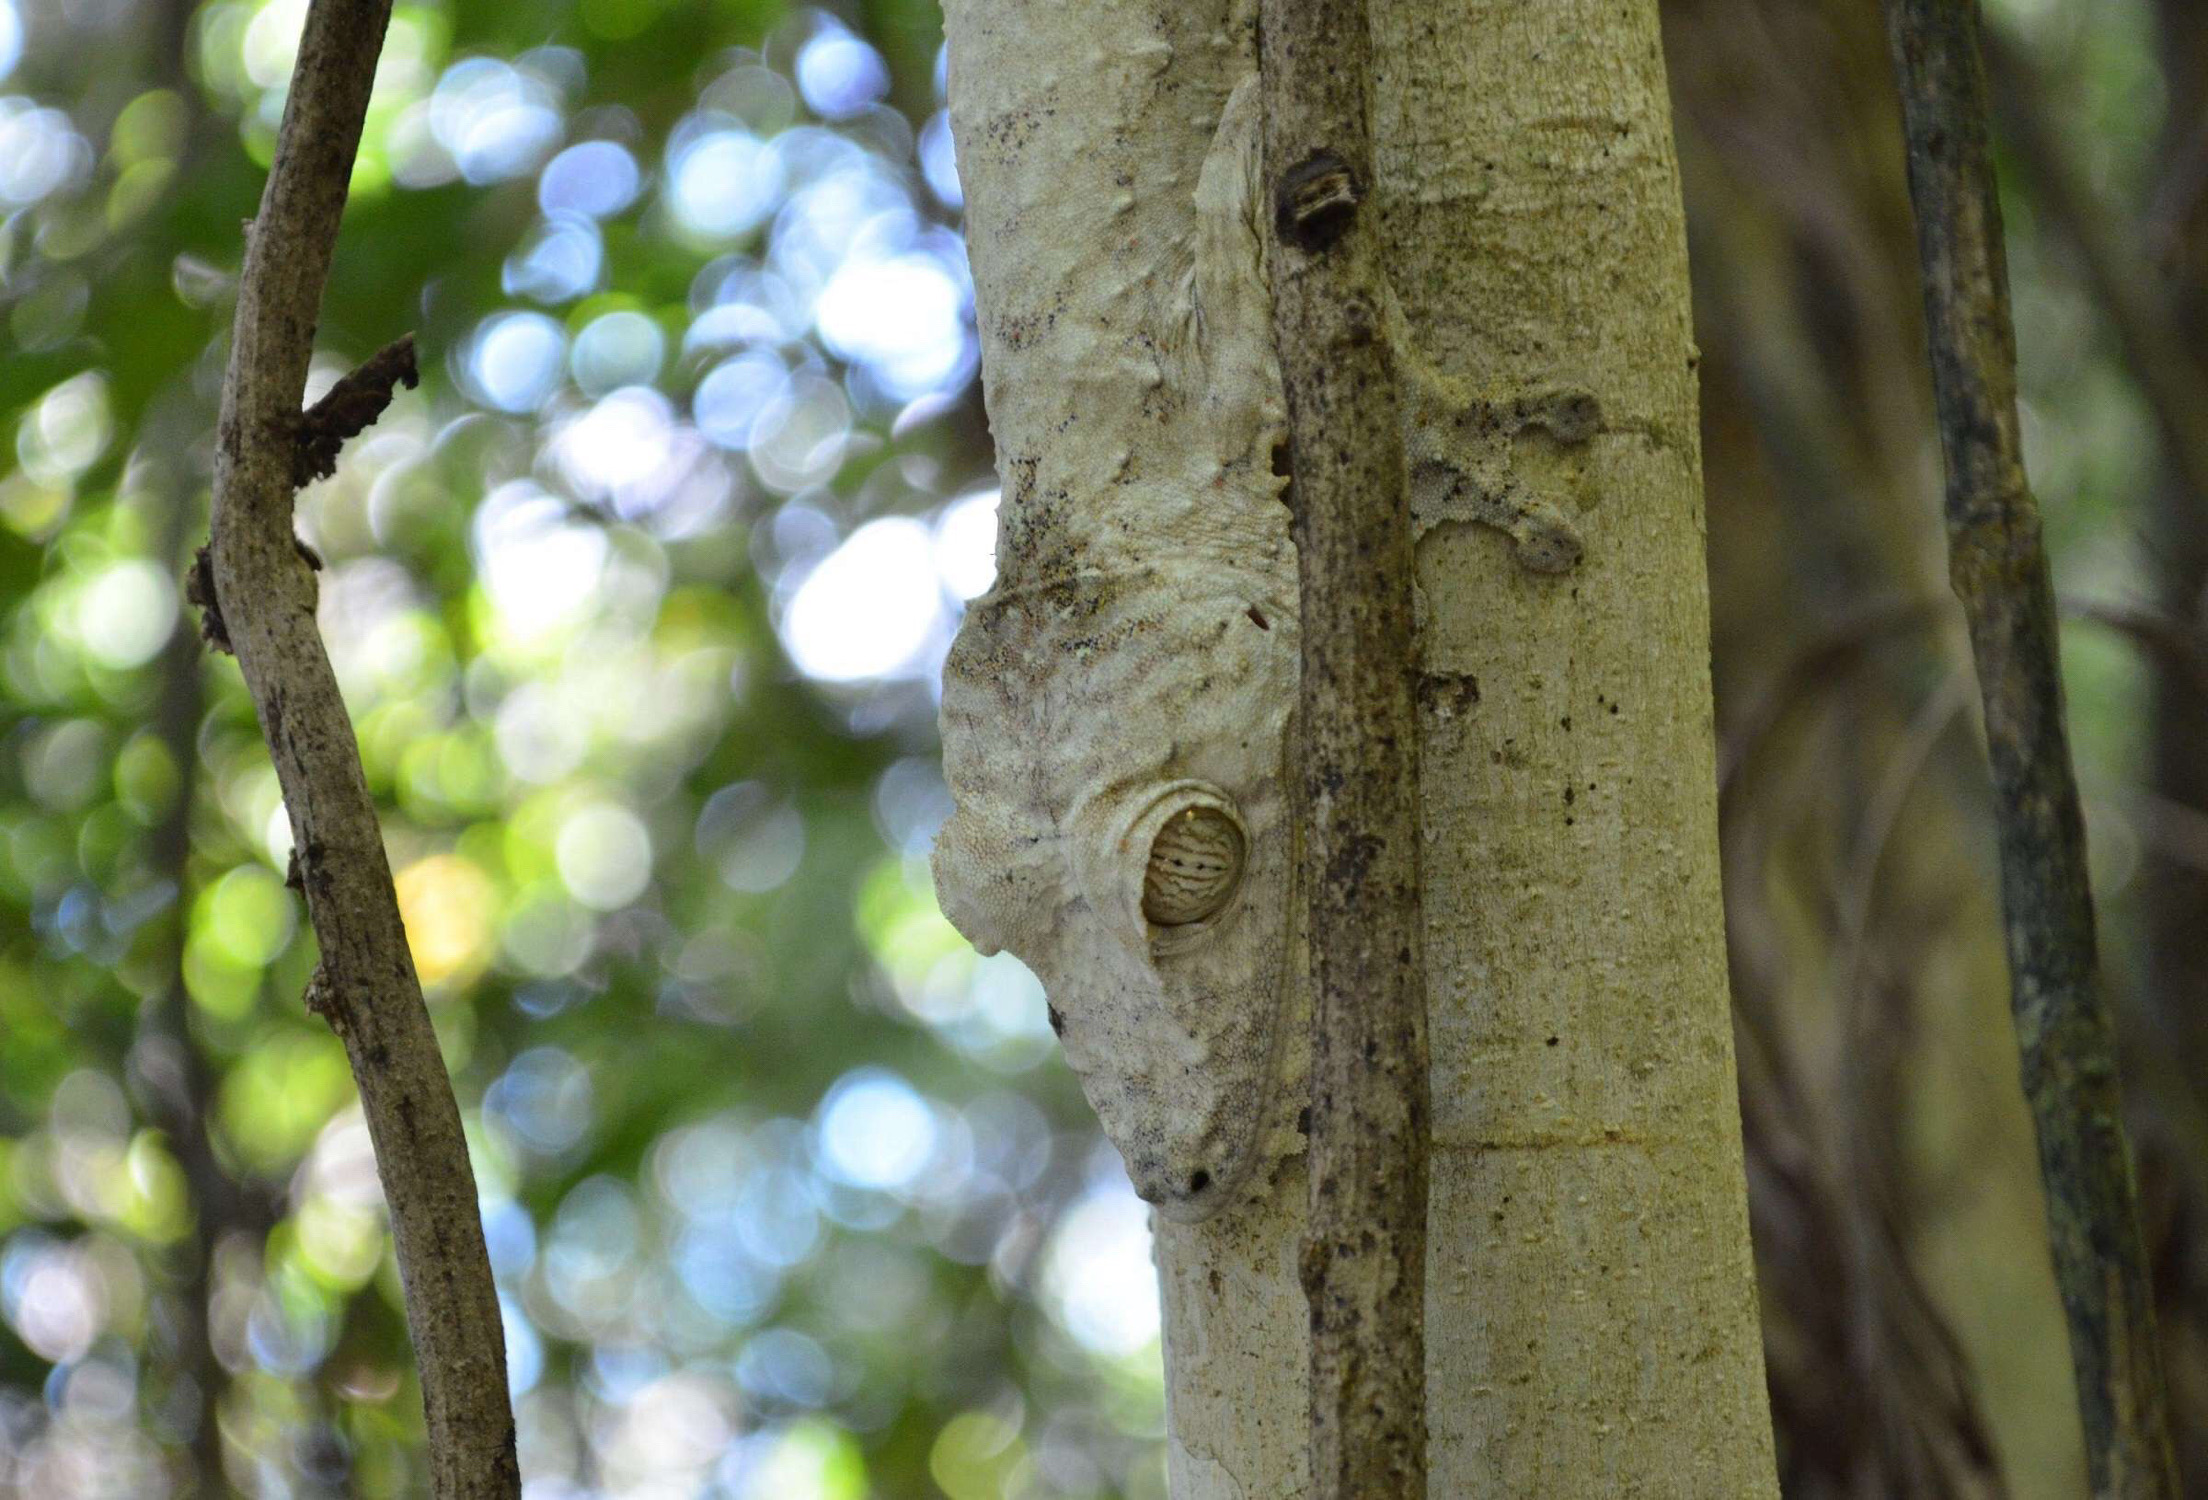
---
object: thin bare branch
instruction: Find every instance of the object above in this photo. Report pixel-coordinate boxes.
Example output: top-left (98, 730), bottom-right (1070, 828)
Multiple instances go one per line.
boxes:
top-left (198, 1), bottom-right (517, 1494)
top-left (1883, 1), bottom-right (2179, 1493)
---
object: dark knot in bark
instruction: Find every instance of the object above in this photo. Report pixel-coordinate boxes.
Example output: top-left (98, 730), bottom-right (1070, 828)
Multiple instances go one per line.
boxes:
top-left (1275, 149), bottom-right (1361, 252)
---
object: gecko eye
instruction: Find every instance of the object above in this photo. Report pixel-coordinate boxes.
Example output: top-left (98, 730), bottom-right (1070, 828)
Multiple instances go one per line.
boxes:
top-left (1142, 805), bottom-right (1246, 926)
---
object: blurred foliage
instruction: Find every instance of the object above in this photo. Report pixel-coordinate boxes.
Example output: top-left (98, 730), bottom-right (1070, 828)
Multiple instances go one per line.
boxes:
top-left (0, 0), bottom-right (2203, 1497)
top-left (0, 0), bottom-right (1170, 1495)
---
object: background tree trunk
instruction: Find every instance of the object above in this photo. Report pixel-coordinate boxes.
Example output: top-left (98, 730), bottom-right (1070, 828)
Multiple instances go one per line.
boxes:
top-left (1374, 2), bottom-right (1774, 1490)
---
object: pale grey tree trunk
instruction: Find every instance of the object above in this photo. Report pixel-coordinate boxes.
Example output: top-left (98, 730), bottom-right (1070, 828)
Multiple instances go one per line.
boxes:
top-left (932, 1), bottom-right (1777, 1493)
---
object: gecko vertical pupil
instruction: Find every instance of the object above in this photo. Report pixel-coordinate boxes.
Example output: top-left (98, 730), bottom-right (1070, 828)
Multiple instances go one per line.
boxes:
top-left (1143, 805), bottom-right (1246, 925)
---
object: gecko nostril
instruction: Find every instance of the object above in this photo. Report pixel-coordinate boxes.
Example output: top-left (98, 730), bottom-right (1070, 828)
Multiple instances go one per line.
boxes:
top-left (1187, 1170), bottom-right (1211, 1193)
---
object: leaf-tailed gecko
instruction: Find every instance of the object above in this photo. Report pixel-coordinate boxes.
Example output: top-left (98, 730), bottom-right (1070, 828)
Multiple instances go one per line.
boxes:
top-left (931, 73), bottom-right (1596, 1225)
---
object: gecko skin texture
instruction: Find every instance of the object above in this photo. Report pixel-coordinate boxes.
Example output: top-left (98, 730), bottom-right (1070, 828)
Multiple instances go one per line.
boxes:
top-left (931, 72), bottom-right (1307, 1224)
top-left (932, 59), bottom-right (1579, 1222)
top-left (935, 563), bottom-right (1300, 1223)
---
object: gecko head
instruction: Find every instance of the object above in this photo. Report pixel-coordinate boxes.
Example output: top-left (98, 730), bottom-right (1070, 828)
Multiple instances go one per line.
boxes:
top-left (932, 565), bottom-right (1301, 1223)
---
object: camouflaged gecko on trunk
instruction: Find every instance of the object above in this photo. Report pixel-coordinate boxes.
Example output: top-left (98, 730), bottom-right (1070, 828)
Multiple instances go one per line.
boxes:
top-left (934, 75), bottom-right (1307, 1223)
top-left (933, 69), bottom-right (1592, 1225)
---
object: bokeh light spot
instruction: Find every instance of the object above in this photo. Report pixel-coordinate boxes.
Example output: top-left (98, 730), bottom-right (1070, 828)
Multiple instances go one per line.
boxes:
top-left (430, 57), bottom-right (563, 185)
top-left (795, 26), bottom-right (889, 121)
top-left (0, 100), bottom-right (89, 204)
top-left (538, 138), bottom-right (640, 218)
top-left (393, 853), bottom-right (497, 987)
top-left (815, 251), bottom-right (969, 400)
top-left (780, 518), bottom-right (941, 682)
top-left (504, 217), bottom-right (604, 303)
top-left (693, 351), bottom-right (790, 451)
top-left (918, 110), bottom-right (961, 208)
top-left (931, 490), bottom-right (998, 602)
top-left (473, 480), bottom-right (608, 641)
top-left (0, 4), bottom-right (21, 83)
top-left (696, 781), bottom-right (805, 893)
top-left (556, 801), bottom-right (653, 910)
top-left (815, 1070), bottom-right (935, 1192)
top-left (466, 311), bottom-right (568, 413)
top-left (77, 560), bottom-right (176, 670)
top-left (570, 309), bottom-right (666, 394)
top-left (668, 124), bottom-right (782, 239)
top-left (1041, 1181), bottom-right (1162, 1357)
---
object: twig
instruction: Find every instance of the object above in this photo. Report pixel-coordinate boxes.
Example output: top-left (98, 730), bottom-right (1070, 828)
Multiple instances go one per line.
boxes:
top-left (2073, 601), bottom-right (2208, 700)
top-left (1883, 2), bottom-right (2179, 1495)
top-left (2128, 792), bottom-right (2208, 877)
top-left (1733, 979), bottom-right (2008, 1499)
top-left (1724, 678), bottom-right (2007, 1498)
top-left (1257, 3), bottom-right (1430, 1495)
top-left (293, 335), bottom-right (419, 488)
top-left (1831, 668), bottom-right (1975, 973)
top-left (199, 1), bottom-right (517, 1495)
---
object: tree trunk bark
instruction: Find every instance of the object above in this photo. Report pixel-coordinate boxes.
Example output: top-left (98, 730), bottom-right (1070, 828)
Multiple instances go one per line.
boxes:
top-left (1375, 3), bottom-right (1774, 1490)
top-left (1257, 0), bottom-right (1433, 1492)
top-left (933, 1), bottom-right (1775, 1493)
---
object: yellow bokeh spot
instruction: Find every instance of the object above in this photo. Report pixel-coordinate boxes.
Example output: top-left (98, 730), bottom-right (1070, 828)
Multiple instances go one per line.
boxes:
top-left (109, 89), bottom-right (188, 168)
top-left (394, 853), bottom-right (498, 989)
top-left (122, 1132), bottom-right (191, 1244)
top-left (928, 1409), bottom-right (1027, 1500)
top-left (201, 864), bottom-right (295, 969)
top-left (753, 1420), bottom-right (868, 1500)
top-left (297, 1195), bottom-right (385, 1290)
